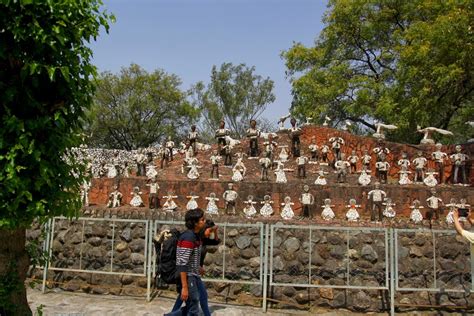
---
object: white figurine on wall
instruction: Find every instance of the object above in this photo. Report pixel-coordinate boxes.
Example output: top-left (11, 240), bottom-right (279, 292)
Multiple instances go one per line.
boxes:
top-left (107, 184), bottom-right (122, 208)
top-left (205, 192), bottom-right (219, 215)
top-left (186, 157), bottom-right (202, 180)
top-left (260, 195), bottom-right (274, 217)
top-left (397, 152), bottom-right (410, 172)
top-left (398, 170), bottom-right (412, 185)
top-left (232, 157), bottom-right (247, 182)
top-left (80, 178), bottom-right (91, 207)
top-left (416, 126), bottom-right (453, 145)
top-left (162, 193), bottom-right (178, 212)
top-left (409, 199), bottom-right (424, 224)
top-left (321, 198), bottom-right (335, 220)
top-left (373, 121), bottom-right (398, 139)
top-left (274, 161), bottom-right (291, 184)
top-left (130, 186), bottom-right (144, 207)
top-left (412, 151), bottom-right (427, 183)
top-left (315, 169), bottom-right (329, 186)
top-left (278, 146), bottom-right (289, 162)
top-left (358, 169), bottom-right (372, 186)
top-left (146, 163), bottom-right (158, 180)
top-left (243, 195), bottom-right (257, 218)
top-left (280, 196), bottom-right (295, 220)
top-left (345, 199), bottom-right (360, 222)
top-left (382, 198), bottom-right (396, 218)
top-left (186, 193), bottom-right (200, 210)
top-left (445, 198), bottom-right (457, 225)
top-left (423, 169), bottom-right (438, 187)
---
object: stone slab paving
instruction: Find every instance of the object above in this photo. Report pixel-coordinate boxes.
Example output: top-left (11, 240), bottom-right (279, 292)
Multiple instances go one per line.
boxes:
top-left (27, 288), bottom-right (393, 316)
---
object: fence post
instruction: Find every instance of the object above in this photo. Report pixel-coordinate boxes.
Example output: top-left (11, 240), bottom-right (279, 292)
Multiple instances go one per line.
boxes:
top-left (390, 228), bottom-right (395, 316)
top-left (262, 223), bottom-right (269, 312)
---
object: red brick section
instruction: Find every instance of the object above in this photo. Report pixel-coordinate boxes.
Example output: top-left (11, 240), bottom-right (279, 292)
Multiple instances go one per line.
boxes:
top-left (88, 126), bottom-right (473, 220)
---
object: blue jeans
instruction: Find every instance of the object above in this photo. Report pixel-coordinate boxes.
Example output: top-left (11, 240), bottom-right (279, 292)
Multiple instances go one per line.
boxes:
top-left (166, 276), bottom-right (208, 316)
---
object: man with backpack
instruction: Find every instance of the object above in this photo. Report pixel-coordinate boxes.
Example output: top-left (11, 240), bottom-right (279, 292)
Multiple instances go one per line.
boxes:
top-left (163, 208), bottom-right (206, 316)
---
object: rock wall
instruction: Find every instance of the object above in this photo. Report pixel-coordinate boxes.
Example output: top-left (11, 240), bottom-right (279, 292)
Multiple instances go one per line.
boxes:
top-left (27, 213), bottom-right (474, 313)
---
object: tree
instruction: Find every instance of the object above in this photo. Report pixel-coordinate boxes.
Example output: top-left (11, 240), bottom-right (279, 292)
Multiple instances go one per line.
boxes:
top-left (191, 63), bottom-right (276, 140)
top-left (0, 1), bottom-right (112, 314)
top-left (283, 0), bottom-right (474, 143)
top-left (86, 64), bottom-right (199, 150)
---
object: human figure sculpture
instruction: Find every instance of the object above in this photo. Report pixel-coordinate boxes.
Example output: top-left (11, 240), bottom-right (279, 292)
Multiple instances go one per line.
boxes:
top-left (346, 199), bottom-right (360, 222)
top-left (106, 161), bottom-right (117, 178)
top-left (347, 150), bottom-right (359, 174)
top-left (275, 161), bottom-right (292, 184)
top-left (278, 146), bottom-right (289, 162)
top-left (80, 178), bottom-right (91, 207)
top-left (215, 120), bottom-right (230, 155)
top-left (320, 144), bottom-right (330, 164)
top-left (98, 161), bottom-right (107, 178)
top-left (397, 152), bottom-right (410, 172)
top-left (382, 198), bottom-right (396, 218)
top-left (146, 177), bottom-right (160, 209)
top-left (426, 188), bottom-right (443, 220)
top-left (243, 195), bottom-right (257, 218)
top-left (358, 169), bottom-right (371, 186)
top-left (188, 125), bottom-right (199, 155)
top-left (450, 145), bottom-right (469, 185)
top-left (186, 194), bottom-right (199, 210)
top-left (314, 169), bottom-right (329, 185)
top-left (412, 151), bottom-right (427, 183)
top-left (409, 199), bottom-right (424, 224)
top-left (431, 143), bottom-right (448, 184)
top-left (205, 193), bottom-right (219, 215)
top-left (445, 198), bottom-right (457, 224)
top-left (398, 169), bottom-right (412, 185)
top-left (288, 118), bottom-right (301, 157)
top-left (162, 193), bottom-right (178, 212)
top-left (308, 137), bottom-right (319, 163)
top-left (232, 158), bottom-right (247, 182)
top-left (367, 182), bottom-right (386, 222)
top-left (416, 126), bottom-right (453, 145)
top-left (122, 161), bottom-right (130, 178)
top-left (373, 121), bottom-right (398, 139)
top-left (321, 198), bottom-right (335, 221)
top-left (375, 154), bottom-right (390, 184)
top-left (259, 151), bottom-right (272, 181)
top-left (361, 149), bottom-right (372, 171)
top-left (277, 113), bottom-right (291, 131)
top-left (323, 115), bottom-right (331, 127)
top-left (423, 169), bottom-right (438, 187)
top-left (111, 151), bottom-right (121, 178)
top-left (165, 136), bottom-right (175, 161)
top-left (280, 196), bottom-right (295, 220)
top-left (107, 184), bottom-right (122, 208)
top-left (135, 148), bottom-right (147, 176)
top-left (130, 186), bottom-right (144, 207)
top-left (300, 185), bottom-right (314, 218)
top-left (260, 195), bottom-right (274, 217)
top-left (223, 183), bottom-right (238, 215)
top-left (146, 163), bottom-right (158, 180)
top-left (186, 157), bottom-right (201, 180)
top-left (329, 136), bottom-right (345, 161)
top-left (263, 134), bottom-right (278, 165)
top-left (335, 153), bottom-right (351, 183)
top-left (246, 119), bottom-right (260, 158)
top-left (181, 142), bottom-right (194, 174)
top-left (222, 138), bottom-right (233, 166)
top-left (373, 140), bottom-right (390, 162)
top-left (296, 154), bottom-right (308, 178)
top-left (159, 145), bottom-right (170, 169)
top-left (209, 150), bottom-right (220, 179)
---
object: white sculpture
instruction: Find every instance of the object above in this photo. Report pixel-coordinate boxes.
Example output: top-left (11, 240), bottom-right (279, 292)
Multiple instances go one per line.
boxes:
top-left (205, 192), bottom-right (219, 215)
top-left (323, 115), bottom-right (331, 127)
top-left (260, 195), bottom-right (274, 217)
top-left (423, 169), bottom-right (438, 187)
top-left (146, 164), bottom-right (158, 179)
top-left (162, 193), bottom-right (178, 212)
top-left (416, 126), bottom-right (453, 145)
top-left (345, 199), bottom-right (360, 222)
top-left (186, 194), bottom-right (199, 210)
top-left (280, 196), bottom-right (295, 220)
top-left (107, 185), bottom-right (122, 208)
top-left (278, 113), bottom-right (291, 130)
top-left (274, 161), bottom-right (288, 184)
top-left (278, 146), bottom-right (289, 162)
top-left (186, 157), bottom-right (202, 180)
top-left (431, 143), bottom-right (448, 184)
top-left (130, 186), bottom-right (144, 207)
top-left (80, 179), bottom-right (91, 207)
top-left (412, 151), bottom-right (427, 183)
top-left (382, 198), bottom-right (396, 218)
top-left (315, 169), bottom-right (329, 186)
top-left (373, 121), bottom-right (398, 139)
top-left (232, 158), bottom-right (247, 182)
top-left (426, 188), bottom-right (443, 220)
top-left (409, 199), bottom-right (424, 224)
top-left (445, 198), bottom-right (457, 225)
top-left (358, 169), bottom-right (371, 186)
top-left (243, 195), bottom-right (257, 218)
top-left (321, 198), bottom-right (335, 221)
top-left (398, 170), bottom-right (412, 185)
top-left (223, 183), bottom-right (238, 215)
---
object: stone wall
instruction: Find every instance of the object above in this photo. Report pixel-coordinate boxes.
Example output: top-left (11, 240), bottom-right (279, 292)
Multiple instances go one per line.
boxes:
top-left (28, 213), bottom-right (474, 312)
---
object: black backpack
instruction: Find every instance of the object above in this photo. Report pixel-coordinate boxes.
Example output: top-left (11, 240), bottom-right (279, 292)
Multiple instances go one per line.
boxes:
top-left (154, 228), bottom-right (181, 285)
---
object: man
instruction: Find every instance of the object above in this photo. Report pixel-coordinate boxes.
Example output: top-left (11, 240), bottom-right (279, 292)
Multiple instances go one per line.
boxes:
top-left (165, 209), bottom-right (207, 316)
top-left (367, 182), bottom-right (386, 222)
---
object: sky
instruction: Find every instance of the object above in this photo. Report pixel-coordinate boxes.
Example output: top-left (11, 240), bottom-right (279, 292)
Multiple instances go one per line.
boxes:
top-left (90, 0), bottom-right (328, 123)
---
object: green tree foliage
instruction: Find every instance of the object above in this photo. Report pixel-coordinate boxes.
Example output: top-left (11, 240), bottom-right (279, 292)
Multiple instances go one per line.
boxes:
top-left (0, 0), bottom-right (112, 314)
top-left (87, 64), bottom-right (199, 150)
top-left (191, 62), bottom-right (276, 140)
top-left (283, 0), bottom-right (474, 143)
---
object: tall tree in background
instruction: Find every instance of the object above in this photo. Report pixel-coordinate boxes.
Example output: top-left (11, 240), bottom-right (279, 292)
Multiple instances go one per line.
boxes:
top-left (87, 64), bottom-right (199, 149)
top-left (0, 1), bottom-right (112, 314)
top-left (191, 63), bottom-right (276, 140)
top-left (283, 0), bottom-right (473, 143)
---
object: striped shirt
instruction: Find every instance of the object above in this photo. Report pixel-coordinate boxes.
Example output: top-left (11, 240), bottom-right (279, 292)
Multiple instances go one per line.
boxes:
top-left (176, 230), bottom-right (202, 277)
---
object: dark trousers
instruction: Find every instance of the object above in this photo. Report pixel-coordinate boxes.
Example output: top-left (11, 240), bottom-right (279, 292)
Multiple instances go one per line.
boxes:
top-left (217, 137), bottom-right (226, 155)
top-left (297, 165), bottom-right (306, 178)
top-left (291, 136), bottom-right (300, 157)
top-left (224, 153), bottom-right (232, 166)
top-left (378, 170), bottom-right (387, 184)
top-left (261, 168), bottom-right (269, 181)
top-left (435, 162), bottom-right (444, 184)
top-left (210, 164), bottom-right (219, 178)
top-left (249, 139), bottom-right (259, 157)
top-left (149, 193), bottom-right (160, 209)
top-left (371, 201), bottom-right (383, 221)
top-left (302, 204), bottom-right (311, 218)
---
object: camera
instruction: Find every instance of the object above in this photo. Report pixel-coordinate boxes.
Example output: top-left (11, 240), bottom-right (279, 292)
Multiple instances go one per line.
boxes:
top-left (458, 208), bottom-right (469, 218)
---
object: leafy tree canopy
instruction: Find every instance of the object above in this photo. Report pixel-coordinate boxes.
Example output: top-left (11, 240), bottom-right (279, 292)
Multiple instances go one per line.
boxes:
top-left (283, 0), bottom-right (474, 143)
top-left (191, 62), bottom-right (276, 140)
top-left (86, 64), bottom-right (200, 150)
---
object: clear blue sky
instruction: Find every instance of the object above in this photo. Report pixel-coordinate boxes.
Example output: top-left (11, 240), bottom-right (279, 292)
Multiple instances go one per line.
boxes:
top-left (91, 0), bottom-right (327, 122)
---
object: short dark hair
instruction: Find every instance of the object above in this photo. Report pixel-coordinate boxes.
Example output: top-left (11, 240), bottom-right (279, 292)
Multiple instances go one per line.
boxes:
top-left (185, 208), bottom-right (204, 230)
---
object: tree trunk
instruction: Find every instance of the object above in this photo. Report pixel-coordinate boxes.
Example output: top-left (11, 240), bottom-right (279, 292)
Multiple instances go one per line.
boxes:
top-left (0, 228), bottom-right (32, 316)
